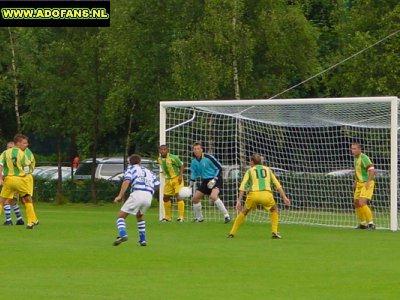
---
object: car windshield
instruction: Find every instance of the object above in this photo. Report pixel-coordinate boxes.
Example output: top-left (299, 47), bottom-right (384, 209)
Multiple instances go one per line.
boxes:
top-left (75, 162), bottom-right (95, 175)
top-left (99, 163), bottom-right (124, 176)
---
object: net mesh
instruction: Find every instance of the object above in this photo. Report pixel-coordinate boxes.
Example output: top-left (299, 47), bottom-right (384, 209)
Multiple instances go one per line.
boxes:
top-left (162, 99), bottom-right (398, 229)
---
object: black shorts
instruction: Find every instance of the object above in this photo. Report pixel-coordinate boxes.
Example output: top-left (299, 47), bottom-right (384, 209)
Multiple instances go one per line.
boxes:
top-left (197, 177), bottom-right (223, 195)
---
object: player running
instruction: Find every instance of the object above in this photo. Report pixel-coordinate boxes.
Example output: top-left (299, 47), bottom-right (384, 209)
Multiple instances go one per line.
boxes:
top-left (113, 154), bottom-right (160, 246)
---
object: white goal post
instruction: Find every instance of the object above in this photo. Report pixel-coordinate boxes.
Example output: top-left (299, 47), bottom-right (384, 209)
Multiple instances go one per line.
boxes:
top-left (159, 97), bottom-right (399, 231)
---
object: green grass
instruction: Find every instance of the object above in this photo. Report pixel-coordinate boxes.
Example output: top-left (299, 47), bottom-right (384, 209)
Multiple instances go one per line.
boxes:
top-left (1, 203), bottom-right (400, 300)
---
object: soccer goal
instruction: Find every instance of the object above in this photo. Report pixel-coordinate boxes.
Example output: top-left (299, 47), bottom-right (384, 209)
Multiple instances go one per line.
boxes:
top-left (159, 97), bottom-right (399, 231)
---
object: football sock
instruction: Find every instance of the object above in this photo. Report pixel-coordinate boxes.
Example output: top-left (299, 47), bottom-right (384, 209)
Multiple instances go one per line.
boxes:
top-left (355, 207), bottom-right (366, 224)
top-left (137, 220), bottom-right (146, 242)
top-left (229, 212), bottom-right (245, 235)
top-left (12, 204), bottom-right (23, 220)
top-left (363, 205), bottom-right (373, 223)
top-left (214, 198), bottom-right (229, 218)
top-left (117, 218), bottom-right (127, 238)
top-left (0, 203), bottom-right (3, 216)
top-left (193, 202), bottom-right (203, 220)
top-left (163, 201), bottom-right (172, 220)
top-left (24, 202), bottom-right (38, 225)
top-left (270, 210), bottom-right (279, 234)
top-left (177, 200), bottom-right (185, 219)
top-left (4, 204), bottom-right (11, 222)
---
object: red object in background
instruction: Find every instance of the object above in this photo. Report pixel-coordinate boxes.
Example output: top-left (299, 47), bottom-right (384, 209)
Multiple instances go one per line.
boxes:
top-left (72, 156), bottom-right (80, 169)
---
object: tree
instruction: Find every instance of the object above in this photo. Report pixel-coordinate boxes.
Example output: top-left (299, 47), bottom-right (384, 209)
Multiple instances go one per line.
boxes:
top-left (324, 0), bottom-right (400, 96)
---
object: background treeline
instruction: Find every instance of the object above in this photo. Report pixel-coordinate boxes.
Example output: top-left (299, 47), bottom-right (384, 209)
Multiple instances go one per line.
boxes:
top-left (0, 0), bottom-right (399, 160)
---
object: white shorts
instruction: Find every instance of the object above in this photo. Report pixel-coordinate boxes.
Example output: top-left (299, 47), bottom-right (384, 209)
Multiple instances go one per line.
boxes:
top-left (121, 191), bottom-right (153, 215)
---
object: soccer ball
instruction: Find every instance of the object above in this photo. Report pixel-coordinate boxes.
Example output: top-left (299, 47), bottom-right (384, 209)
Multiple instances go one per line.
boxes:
top-left (178, 186), bottom-right (192, 198)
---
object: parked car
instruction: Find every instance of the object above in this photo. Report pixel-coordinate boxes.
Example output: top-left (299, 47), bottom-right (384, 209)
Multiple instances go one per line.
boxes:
top-left (221, 165), bottom-right (289, 180)
top-left (33, 166), bottom-right (73, 180)
top-left (75, 157), bottom-right (158, 180)
top-left (326, 169), bottom-right (389, 178)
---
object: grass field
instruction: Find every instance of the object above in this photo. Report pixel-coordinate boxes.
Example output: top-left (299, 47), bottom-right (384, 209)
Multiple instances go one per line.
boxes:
top-left (1, 202), bottom-right (400, 300)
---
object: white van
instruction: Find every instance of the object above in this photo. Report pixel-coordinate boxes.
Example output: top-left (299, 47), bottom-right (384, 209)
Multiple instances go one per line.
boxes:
top-left (74, 157), bottom-right (158, 180)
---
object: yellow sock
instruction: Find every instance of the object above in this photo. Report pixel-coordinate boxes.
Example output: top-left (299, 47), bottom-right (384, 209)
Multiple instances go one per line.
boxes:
top-left (270, 210), bottom-right (279, 234)
top-left (355, 207), bottom-right (366, 224)
top-left (229, 213), bottom-right (246, 235)
top-left (177, 200), bottom-right (185, 220)
top-left (363, 205), bottom-right (373, 223)
top-left (0, 202), bottom-right (3, 216)
top-left (163, 201), bottom-right (172, 220)
top-left (25, 202), bottom-right (38, 224)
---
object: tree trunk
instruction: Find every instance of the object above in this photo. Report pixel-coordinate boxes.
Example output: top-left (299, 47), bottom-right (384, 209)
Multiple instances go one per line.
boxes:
top-left (8, 27), bottom-right (21, 132)
top-left (56, 137), bottom-right (64, 204)
top-left (232, 2), bottom-right (246, 174)
top-left (70, 133), bottom-right (77, 180)
top-left (124, 104), bottom-right (135, 170)
top-left (91, 37), bottom-right (101, 204)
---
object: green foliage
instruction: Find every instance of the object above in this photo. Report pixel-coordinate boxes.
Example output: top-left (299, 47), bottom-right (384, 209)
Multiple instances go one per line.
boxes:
top-left (324, 0), bottom-right (400, 96)
top-left (34, 178), bottom-right (121, 203)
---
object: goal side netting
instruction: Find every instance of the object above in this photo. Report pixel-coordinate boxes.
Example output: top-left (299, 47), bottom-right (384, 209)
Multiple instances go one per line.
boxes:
top-left (159, 97), bottom-right (399, 230)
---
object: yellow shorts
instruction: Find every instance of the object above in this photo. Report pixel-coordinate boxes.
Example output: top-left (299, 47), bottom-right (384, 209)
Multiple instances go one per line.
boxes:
top-left (164, 176), bottom-right (184, 196)
top-left (354, 181), bottom-right (375, 201)
top-left (245, 191), bottom-right (276, 211)
top-left (23, 174), bottom-right (34, 197)
top-left (0, 176), bottom-right (31, 199)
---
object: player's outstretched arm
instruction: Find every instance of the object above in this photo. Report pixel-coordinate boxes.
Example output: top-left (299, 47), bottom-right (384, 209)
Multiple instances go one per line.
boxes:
top-left (114, 180), bottom-right (130, 203)
top-left (277, 187), bottom-right (290, 206)
top-left (179, 163), bottom-right (186, 184)
top-left (236, 190), bottom-right (245, 212)
top-left (0, 165), bottom-right (3, 186)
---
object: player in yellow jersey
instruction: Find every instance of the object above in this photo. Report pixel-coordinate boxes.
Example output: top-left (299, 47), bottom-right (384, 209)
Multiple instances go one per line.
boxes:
top-left (0, 134), bottom-right (38, 229)
top-left (228, 154), bottom-right (290, 239)
top-left (0, 141), bottom-right (25, 225)
top-left (351, 142), bottom-right (375, 230)
top-left (158, 145), bottom-right (186, 222)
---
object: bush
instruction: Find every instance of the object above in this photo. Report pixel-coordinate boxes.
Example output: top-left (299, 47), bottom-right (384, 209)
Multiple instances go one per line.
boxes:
top-left (34, 178), bottom-right (160, 206)
top-left (34, 178), bottom-right (121, 203)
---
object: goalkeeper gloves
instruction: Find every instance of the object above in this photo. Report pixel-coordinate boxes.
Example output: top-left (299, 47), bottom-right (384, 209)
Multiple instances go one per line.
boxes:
top-left (207, 177), bottom-right (218, 189)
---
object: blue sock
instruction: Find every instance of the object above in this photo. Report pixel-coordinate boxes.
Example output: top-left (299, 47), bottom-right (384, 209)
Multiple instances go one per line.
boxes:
top-left (4, 204), bottom-right (11, 222)
top-left (12, 204), bottom-right (22, 220)
top-left (137, 220), bottom-right (146, 242)
top-left (116, 218), bottom-right (127, 238)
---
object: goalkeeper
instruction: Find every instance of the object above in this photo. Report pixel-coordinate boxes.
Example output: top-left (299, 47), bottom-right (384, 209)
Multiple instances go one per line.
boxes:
top-left (189, 142), bottom-right (230, 223)
top-left (158, 144), bottom-right (186, 222)
top-left (228, 154), bottom-right (290, 239)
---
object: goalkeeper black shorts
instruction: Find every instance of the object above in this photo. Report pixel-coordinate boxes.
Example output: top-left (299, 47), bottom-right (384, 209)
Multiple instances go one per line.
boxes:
top-left (198, 176), bottom-right (223, 195)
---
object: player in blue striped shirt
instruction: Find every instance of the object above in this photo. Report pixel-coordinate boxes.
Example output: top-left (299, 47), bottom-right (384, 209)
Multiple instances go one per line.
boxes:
top-left (190, 142), bottom-right (230, 223)
top-left (113, 154), bottom-right (160, 246)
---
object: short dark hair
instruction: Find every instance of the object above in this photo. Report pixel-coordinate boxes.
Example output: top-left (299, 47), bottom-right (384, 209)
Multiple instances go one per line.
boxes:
top-left (351, 141), bottom-right (362, 148)
top-left (193, 142), bottom-right (202, 148)
top-left (251, 154), bottom-right (262, 165)
top-left (13, 134), bottom-right (28, 143)
top-left (159, 144), bottom-right (168, 149)
top-left (129, 154), bottom-right (141, 165)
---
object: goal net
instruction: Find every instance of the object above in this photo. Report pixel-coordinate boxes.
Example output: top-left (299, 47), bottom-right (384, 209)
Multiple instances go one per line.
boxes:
top-left (159, 97), bottom-right (399, 230)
